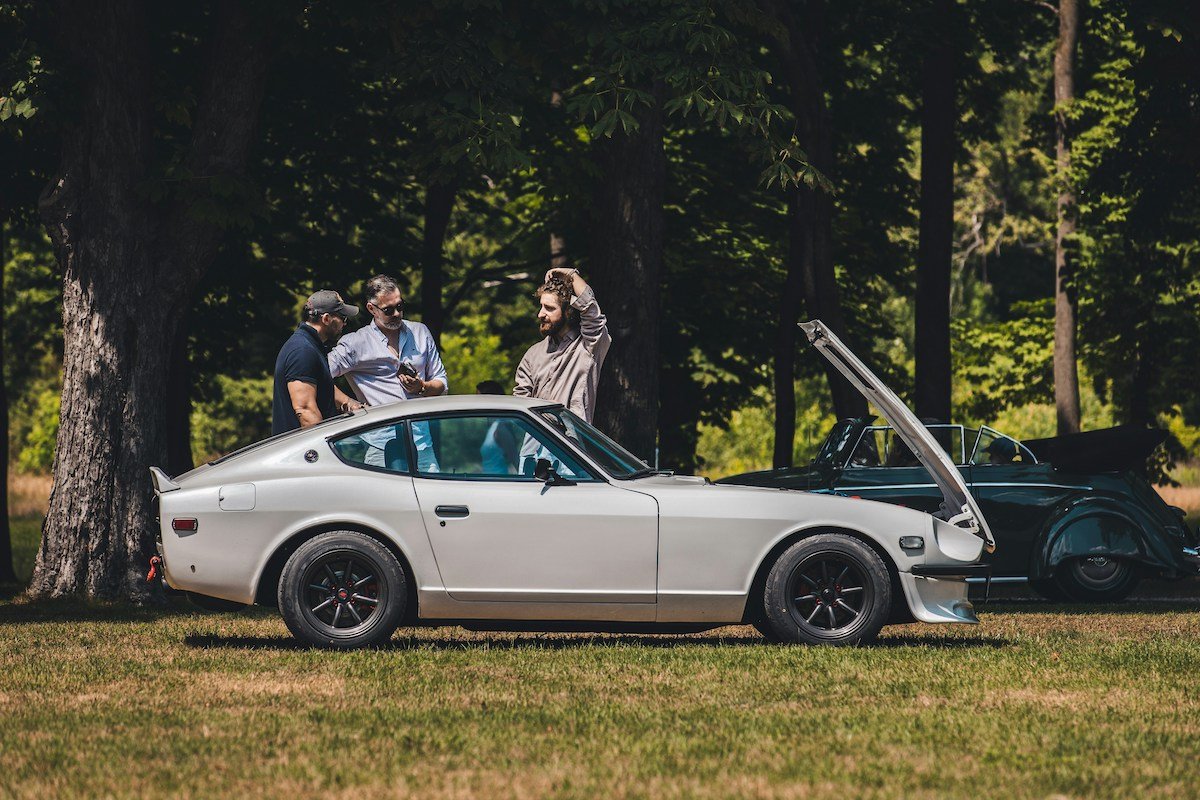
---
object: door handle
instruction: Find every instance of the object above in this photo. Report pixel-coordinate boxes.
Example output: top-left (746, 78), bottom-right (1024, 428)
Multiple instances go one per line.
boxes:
top-left (435, 505), bottom-right (470, 518)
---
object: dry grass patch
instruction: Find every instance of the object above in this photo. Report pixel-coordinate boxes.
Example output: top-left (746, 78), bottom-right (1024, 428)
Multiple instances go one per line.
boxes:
top-left (7, 472), bottom-right (51, 517)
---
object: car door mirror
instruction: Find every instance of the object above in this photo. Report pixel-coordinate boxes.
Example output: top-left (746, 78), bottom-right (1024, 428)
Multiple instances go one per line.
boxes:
top-left (534, 458), bottom-right (576, 487)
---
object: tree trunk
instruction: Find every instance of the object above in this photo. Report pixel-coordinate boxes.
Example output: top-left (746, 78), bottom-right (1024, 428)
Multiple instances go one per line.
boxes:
top-left (165, 318), bottom-right (194, 477)
top-left (766, 0), bottom-right (865, 468)
top-left (549, 86), bottom-right (569, 270)
top-left (420, 180), bottom-right (457, 343)
top-left (31, 0), bottom-right (269, 600)
top-left (914, 0), bottom-right (957, 424)
top-left (590, 81), bottom-right (666, 462)
top-left (1054, 0), bottom-right (1082, 435)
top-left (0, 219), bottom-right (16, 584)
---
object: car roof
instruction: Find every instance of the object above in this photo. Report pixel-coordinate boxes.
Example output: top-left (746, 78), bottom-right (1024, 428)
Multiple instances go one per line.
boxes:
top-left (354, 394), bottom-right (557, 420)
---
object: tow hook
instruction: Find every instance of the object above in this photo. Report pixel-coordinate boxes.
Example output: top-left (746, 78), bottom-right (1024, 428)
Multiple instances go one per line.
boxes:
top-left (146, 555), bottom-right (162, 584)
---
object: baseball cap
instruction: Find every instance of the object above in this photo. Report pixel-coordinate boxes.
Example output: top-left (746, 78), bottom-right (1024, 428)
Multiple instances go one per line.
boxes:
top-left (306, 290), bottom-right (359, 319)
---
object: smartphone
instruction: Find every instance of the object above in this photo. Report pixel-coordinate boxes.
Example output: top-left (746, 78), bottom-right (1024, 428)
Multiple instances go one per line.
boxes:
top-left (397, 361), bottom-right (418, 378)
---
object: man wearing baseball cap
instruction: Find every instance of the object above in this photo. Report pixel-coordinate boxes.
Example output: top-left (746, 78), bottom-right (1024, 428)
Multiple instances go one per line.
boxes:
top-left (271, 290), bottom-right (364, 435)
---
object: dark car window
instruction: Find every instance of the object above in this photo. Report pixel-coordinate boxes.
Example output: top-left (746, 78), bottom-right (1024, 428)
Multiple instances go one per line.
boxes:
top-left (849, 425), bottom-right (967, 467)
top-left (414, 414), bottom-right (596, 481)
top-left (970, 427), bottom-right (1036, 466)
top-left (330, 421), bottom-right (410, 474)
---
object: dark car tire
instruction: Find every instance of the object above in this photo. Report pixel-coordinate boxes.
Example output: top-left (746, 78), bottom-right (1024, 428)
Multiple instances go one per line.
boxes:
top-left (278, 531), bottom-right (407, 649)
top-left (761, 534), bottom-right (892, 646)
top-left (186, 592), bottom-right (249, 613)
top-left (1054, 556), bottom-right (1139, 602)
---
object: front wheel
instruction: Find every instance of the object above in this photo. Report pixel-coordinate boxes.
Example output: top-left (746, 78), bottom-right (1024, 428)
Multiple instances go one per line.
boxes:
top-left (1054, 555), bottom-right (1139, 602)
top-left (278, 531), bottom-right (407, 648)
top-left (761, 534), bottom-right (892, 646)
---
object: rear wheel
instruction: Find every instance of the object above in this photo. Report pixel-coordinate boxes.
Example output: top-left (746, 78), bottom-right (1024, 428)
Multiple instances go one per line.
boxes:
top-left (1054, 555), bottom-right (1139, 602)
top-left (278, 531), bottom-right (406, 648)
top-left (761, 534), bottom-right (891, 646)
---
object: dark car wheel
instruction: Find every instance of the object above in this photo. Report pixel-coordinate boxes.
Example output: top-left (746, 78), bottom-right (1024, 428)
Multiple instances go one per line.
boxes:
top-left (761, 534), bottom-right (892, 646)
top-left (1054, 555), bottom-right (1139, 602)
top-left (278, 531), bottom-right (407, 649)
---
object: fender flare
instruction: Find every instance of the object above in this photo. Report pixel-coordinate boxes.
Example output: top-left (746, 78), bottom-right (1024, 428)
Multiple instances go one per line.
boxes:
top-left (1029, 494), bottom-right (1172, 579)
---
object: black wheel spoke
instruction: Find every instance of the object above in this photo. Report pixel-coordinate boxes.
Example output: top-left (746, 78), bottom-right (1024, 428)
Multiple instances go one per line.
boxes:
top-left (352, 594), bottom-right (378, 604)
top-left (331, 603), bottom-right (343, 627)
top-left (794, 593), bottom-right (819, 603)
top-left (311, 598), bottom-right (334, 614)
top-left (840, 586), bottom-right (864, 595)
top-left (309, 583), bottom-right (329, 593)
top-left (825, 604), bottom-right (837, 628)
top-left (834, 599), bottom-right (859, 617)
top-left (799, 573), bottom-right (820, 590)
top-left (835, 566), bottom-right (850, 584)
top-left (324, 564), bottom-right (340, 585)
top-left (805, 604), bottom-right (823, 624)
top-left (821, 561), bottom-right (831, 583)
top-left (345, 603), bottom-right (364, 625)
top-left (353, 575), bottom-right (374, 589)
top-left (345, 559), bottom-right (355, 584)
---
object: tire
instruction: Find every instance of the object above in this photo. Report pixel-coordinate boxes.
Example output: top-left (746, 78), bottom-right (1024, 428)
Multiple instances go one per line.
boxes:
top-left (186, 592), bottom-right (249, 613)
top-left (1054, 555), bottom-right (1139, 602)
top-left (761, 534), bottom-right (892, 646)
top-left (278, 531), bottom-right (407, 649)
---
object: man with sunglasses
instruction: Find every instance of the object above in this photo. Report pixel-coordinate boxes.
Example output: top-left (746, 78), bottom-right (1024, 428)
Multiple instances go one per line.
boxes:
top-left (272, 290), bottom-right (363, 435)
top-left (327, 274), bottom-right (447, 470)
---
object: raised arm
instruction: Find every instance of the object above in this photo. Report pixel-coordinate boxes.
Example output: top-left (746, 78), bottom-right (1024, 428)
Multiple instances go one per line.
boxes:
top-left (546, 267), bottom-right (610, 358)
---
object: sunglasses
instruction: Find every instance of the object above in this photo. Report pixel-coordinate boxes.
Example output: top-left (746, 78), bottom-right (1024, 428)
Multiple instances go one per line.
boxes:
top-left (370, 300), bottom-right (404, 316)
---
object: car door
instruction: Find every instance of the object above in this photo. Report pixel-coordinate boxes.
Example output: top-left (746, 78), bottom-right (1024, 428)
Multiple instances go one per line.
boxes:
top-left (967, 426), bottom-right (1067, 577)
top-left (408, 411), bottom-right (659, 620)
top-left (834, 425), bottom-right (972, 517)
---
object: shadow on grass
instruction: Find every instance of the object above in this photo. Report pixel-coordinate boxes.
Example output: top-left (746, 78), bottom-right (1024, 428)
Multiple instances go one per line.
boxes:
top-left (0, 595), bottom-right (275, 625)
top-left (183, 631), bottom-right (1013, 652)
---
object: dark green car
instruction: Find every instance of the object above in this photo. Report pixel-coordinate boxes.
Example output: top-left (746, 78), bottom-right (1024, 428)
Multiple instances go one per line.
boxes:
top-left (719, 419), bottom-right (1200, 602)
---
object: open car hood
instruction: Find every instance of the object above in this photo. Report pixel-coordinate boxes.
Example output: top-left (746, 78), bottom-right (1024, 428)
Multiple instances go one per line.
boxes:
top-left (800, 320), bottom-right (996, 553)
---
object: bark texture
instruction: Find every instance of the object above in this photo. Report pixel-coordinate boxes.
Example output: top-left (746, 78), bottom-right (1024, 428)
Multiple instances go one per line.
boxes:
top-left (31, 0), bottom-right (269, 599)
top-left (1054, 0), bottom-right (1082, 435)
top-left (589, 82), bottom-right (666, 462)
top-left (420, 180), bottom-right (457, 343)
top-left (0, 220), bottom-right (15, 583)
top-left (914, 0), bottom-right (957, 424)
top-left (764, 0), bottom-right (866, 468)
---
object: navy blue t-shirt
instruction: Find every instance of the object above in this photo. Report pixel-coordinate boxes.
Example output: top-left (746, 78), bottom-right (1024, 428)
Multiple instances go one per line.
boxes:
top-left (272, 324), bottom-right (336, 435)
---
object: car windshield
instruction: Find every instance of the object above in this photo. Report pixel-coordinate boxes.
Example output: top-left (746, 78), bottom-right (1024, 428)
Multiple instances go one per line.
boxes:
top-left (814, 420), bottom-right (861, 465)
top-left (537, 407), bottom-right (648, 479)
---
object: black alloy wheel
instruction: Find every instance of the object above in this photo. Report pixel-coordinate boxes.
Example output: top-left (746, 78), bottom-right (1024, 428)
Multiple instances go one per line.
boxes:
top-left (762, 533), bottom-right (891, 646)
top-left (278, 531), bottom-right (407, 648)
top-left (1055, 555), bottom-right (1139, 602)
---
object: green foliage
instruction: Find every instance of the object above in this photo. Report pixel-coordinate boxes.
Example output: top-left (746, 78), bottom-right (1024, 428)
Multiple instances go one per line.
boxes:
top-left (440, 315), bottom-right (517, 396)
top-left (189, 375), bottom-right (273, 464)
top-left (16, 386), bottom-right (58, 473)
top-left (696, 383), bottom-right (836, 477)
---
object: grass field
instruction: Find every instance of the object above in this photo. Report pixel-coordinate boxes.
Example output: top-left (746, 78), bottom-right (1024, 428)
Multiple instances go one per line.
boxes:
top-left (4, 519), bottom-right (1200, 798)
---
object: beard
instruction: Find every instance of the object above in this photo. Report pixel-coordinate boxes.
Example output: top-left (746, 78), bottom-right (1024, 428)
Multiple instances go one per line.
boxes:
top-left (377, 316), bottom-right (403, 331)
top-left (539, 316), bottom-right (566, 338)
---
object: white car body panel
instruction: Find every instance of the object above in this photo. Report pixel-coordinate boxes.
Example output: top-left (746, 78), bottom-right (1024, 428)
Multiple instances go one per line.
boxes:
top-left (153, 334), bottom-right (993, 632)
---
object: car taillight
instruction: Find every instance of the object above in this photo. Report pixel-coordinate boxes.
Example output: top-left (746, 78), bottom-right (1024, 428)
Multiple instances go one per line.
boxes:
top-left (172, 518), bottom-right (198, 532)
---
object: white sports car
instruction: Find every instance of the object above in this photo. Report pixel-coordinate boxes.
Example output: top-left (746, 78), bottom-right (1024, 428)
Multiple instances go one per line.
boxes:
top-left (150, 321), bottom-right (995, 647)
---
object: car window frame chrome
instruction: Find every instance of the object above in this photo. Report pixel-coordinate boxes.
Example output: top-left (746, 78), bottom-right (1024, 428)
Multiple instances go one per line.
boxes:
top-left (968, 425), bottom-right (1039, 466)
top-left (849, 423), bottom-right (969, 468)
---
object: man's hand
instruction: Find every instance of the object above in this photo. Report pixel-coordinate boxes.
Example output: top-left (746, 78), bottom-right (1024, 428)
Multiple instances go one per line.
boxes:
top-left (544, 267), bottom-right (586, 296)
top-left (399, 372), bottom-right (425, 395)
top-left (334, 386), bottom-right (364, 413)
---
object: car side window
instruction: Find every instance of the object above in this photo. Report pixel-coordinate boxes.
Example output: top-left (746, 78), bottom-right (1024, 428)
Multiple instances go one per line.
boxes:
top-left (330, 421), bottom-right (410, 474)
top-left (415, 414), bottom-right (594, 481)
top-left (971, 427), bottom-right (1035, 466)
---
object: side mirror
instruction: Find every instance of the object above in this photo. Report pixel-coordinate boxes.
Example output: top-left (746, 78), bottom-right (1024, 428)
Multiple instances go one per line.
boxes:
top-left (534, 458), bottom-right (576, 487)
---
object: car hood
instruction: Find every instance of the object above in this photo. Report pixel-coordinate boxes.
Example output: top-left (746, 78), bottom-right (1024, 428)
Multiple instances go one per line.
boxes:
top-left (800, 320), bottom-right (995, 553)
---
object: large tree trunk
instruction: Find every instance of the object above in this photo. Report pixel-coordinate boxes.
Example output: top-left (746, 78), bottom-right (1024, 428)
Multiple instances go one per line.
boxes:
top-left (766, 0), bottom-right (865, 468)
top-left (1053, 0), bottom-right (1082, 435)
top-left (31, 0), bottom-right (269, 600)
top-left (914, 0), bottom-right (957, 424)
top-left (165, 319), bottom-right (194, 477)
top-left (590, 81), bottom-right (666, 462)
top-left (420, 180), bottom-right (457, 343)
top-left (0, 219), bottom-right (15, 584)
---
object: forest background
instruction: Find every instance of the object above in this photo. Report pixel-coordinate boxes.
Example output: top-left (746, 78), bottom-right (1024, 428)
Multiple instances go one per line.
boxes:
top-left (0, 0), bottom-right (1198, 598)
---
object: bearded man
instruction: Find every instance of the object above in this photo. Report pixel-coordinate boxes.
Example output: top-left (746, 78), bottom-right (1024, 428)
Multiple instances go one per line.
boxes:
top-left (513, 267), bottom-right (610, 422)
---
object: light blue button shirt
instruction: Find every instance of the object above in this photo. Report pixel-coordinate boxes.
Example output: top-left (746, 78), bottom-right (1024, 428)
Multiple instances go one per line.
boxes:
top-left (328, 320), bottom-right (449, 469)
